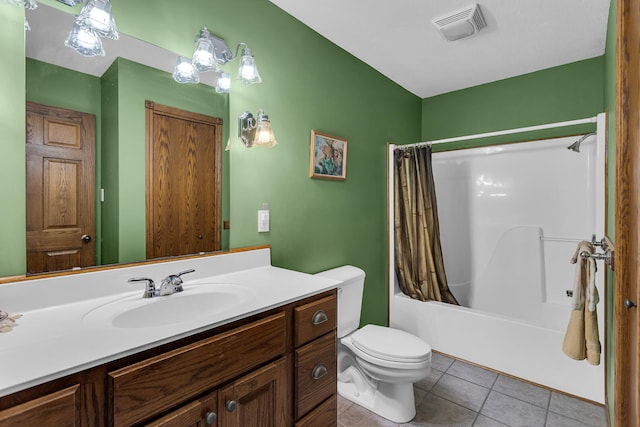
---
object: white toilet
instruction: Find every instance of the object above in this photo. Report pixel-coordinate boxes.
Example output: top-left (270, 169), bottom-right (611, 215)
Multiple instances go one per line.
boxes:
top-left (315, 265), bottom-right (431, 423)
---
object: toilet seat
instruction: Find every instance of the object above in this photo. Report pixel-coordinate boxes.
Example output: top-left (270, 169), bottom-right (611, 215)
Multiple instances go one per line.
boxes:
top-left (345, 325), bottom-right (431, 368)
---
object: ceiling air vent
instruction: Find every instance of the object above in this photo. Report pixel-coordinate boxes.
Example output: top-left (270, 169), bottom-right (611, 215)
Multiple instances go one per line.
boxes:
top-left (432, 4), bottom-right (487, 42)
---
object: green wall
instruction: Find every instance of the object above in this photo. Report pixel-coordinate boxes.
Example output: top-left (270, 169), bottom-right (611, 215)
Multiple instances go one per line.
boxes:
top-left (25, 58), bottom-right (103, 264)
top-left (0, 5), bottom-right (25, 277)
top-left (603, 0), bottom-right (617, 423)
top-left (224, 2), bottom-right (421, 327)
top-left (100, 61), bottom-right (120, 264)
top-left (422, 57), bottom-right (604, 148)
top-left (90, 0), bottom-right (421, 326)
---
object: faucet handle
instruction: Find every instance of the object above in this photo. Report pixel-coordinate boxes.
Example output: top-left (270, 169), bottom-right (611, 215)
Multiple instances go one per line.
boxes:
top-left (128, 277), bottom-right (157, 298)
top-left (176, 269), bottom-right (196, 278)
top-left (160, 269), bottom-right (195, 295)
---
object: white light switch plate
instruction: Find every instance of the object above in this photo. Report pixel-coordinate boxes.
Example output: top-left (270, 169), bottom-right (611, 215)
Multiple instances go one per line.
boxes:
top-left (258, 210), bottom-right (270, 232)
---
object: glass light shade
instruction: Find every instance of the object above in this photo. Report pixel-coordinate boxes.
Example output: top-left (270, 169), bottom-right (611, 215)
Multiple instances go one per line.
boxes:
top-left (253, 111), bottom-right (277, 148)
top-left (77, 0), bottom-right (119, 40)
top-left (237, 47), bottom-right (262, 84)
top-left (56, 0), bottom-right (83, 5)
top-left (23, 0), bottom-right (37, 10)
top-left (65, 22), bottom-right (105, 57)
top-left (192, 27), bottom-right (219, 72)
top-left (172, 56), bottom-right (200, 84)
top-left (215, 71), bottom-right (230, 93)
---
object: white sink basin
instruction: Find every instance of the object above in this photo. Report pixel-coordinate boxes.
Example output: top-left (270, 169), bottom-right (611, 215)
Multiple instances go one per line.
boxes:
top-left (82, 284), bottom-right (255, 329)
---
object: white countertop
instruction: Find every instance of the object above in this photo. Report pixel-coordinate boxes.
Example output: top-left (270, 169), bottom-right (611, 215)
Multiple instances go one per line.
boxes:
top-left (0, 248), bottom-right (340, 397)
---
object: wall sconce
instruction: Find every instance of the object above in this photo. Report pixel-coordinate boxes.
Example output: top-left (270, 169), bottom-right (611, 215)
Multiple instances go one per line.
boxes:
top-left (173, 25), bottom-right (262, 93)
top-left (238, 110), bottom-right (278, 148)
top-left (63, 0), bottom-right (119, 57)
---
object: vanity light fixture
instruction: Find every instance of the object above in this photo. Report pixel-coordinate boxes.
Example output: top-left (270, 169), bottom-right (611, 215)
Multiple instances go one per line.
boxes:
top-left (192, 26), bottom-right (220, 72)
top-left (215, 71), bottom-right (231, 93)
top-left (238, 110), bottom-right (278, 148)
top-left (172, 25), bottom-right (262, 92)
top-left (64, 0), bottom-right (118, 57)
top-left (55, 0), bottom-right (83, 5)
top-left (76, 0), bottom-right (118, 39)
top-left (64, 20), bottom-right (104, 56)
top-left (236, 44), bottom-right (261, 85)
top-left (173, 56), bottom-right (200, 84)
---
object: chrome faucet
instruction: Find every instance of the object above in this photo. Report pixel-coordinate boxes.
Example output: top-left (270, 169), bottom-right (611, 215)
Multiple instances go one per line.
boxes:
top-left (128, 277), bottom-right (158, 298)
top-left (158, 269), bottom-right (195, 296)
top-left (129, 269), bottom-right (195, 298)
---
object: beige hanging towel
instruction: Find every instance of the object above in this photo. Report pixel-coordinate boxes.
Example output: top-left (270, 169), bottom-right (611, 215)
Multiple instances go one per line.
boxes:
top-left (562, 241), bottom-right (601, 365)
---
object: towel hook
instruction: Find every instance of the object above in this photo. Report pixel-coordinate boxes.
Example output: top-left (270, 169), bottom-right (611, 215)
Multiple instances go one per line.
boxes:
top-left (581, 236), bottom-right (615, 270)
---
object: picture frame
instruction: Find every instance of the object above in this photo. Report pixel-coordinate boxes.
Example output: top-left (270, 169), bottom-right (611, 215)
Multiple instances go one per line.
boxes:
top-left (309, 130), bottom-right (348, 180)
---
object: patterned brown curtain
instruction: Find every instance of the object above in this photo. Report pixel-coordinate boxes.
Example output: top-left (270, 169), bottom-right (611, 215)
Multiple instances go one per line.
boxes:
top-left (393, 145), bottom-right (459, 304)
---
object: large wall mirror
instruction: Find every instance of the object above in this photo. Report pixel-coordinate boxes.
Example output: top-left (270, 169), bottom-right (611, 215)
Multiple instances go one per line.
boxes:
top-left (15, 4), bottom-right (229, 277)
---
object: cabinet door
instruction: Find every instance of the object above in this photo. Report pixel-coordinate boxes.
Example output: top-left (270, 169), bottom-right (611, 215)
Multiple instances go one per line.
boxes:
top-left (145, 390), bottom-right (218, 427)
top-left (218, 357), bottom-right (289, 427)
top-left (0, 385), bottom-right (79, 427)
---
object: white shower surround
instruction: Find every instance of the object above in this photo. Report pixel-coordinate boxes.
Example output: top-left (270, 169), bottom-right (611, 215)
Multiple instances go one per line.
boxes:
top-left (388, 113), bottom-right (606, 403)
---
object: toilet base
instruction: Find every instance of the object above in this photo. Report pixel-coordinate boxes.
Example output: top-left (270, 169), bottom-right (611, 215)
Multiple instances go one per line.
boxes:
top-left (338, 369), bottom-right (417, 423)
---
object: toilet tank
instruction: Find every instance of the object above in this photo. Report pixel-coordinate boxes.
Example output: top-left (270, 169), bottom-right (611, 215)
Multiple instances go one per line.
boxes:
top-left (314, 265), bottom-right (365, 338)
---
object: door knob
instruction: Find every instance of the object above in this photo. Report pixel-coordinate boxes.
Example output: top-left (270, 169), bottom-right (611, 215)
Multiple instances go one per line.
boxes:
top-left (81, 234), bottom-right (91, 243)
top-left (624, 299), bottom-right (637, 309)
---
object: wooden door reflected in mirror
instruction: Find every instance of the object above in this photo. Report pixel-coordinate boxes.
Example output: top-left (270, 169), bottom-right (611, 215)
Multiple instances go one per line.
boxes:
top-left (26, 102), bottom-right (96, 274)
top-left (145, 101), bottom-right (222, 259)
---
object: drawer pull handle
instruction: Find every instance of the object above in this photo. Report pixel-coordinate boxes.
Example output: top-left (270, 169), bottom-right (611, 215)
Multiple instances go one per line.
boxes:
top-left (204, 411), bottom-right (217, 425)
top-left (311, 310), bottom-right (328, 325)
top-left (226, 400), bottom-right (237, 412)
top-left (312, 364), bottom-right (328, 380)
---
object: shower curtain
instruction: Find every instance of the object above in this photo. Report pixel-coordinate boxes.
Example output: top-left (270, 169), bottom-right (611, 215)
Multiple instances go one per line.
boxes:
top-left (393, 145), bottom-right (458, 304)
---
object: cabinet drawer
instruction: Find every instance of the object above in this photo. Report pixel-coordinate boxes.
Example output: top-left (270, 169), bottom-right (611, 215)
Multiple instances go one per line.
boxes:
top-left (145, 390), bottom-right (217, 427)
top-left (0, 385), bottom-right (79, 427)
top-left (295, 331), bottom-right (337, 418)
top-left (294, 293), bottom-right (336, 346)
top-left (295, 395), bottom-right (337, 427)
top-left (110, 312), bottom-right (287, 426)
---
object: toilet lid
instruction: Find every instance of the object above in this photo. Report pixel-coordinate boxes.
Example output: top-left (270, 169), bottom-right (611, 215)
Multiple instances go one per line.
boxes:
top-left (350, 324), bottom-right (431, 363)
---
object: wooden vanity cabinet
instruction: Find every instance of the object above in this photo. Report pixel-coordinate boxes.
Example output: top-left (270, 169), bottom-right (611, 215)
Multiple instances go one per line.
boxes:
top-left (0, 385), bottom-right (80, 427)
top-left (146, 357), bottom-right (288, 427)
top-left (293, 294), bottom-right (338, 426)
top-left (0, 289), bottom-right (337, 427)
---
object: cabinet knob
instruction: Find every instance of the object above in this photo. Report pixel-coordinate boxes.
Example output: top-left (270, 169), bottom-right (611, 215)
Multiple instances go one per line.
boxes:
top-left (226, 400), bottom-right (237, 412)
top-left (625, 299), bottom-right (637, 309)
top-left (312, 364), bottom-right (328, 380)
top-left (311, 310), bottom-right (328, 325)
top-left (81, 234), bottom-right (92, 243)
top-left (204, 411), bottom-right (217, 425)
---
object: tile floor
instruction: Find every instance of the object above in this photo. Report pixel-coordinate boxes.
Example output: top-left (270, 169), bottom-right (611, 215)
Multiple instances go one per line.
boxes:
top-left (337, 353), bottom-right (608, 427)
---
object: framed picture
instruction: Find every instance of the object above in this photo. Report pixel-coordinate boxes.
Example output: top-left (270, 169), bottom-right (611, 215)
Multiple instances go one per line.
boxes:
top-left (309, 130), bottom-right (348, 180)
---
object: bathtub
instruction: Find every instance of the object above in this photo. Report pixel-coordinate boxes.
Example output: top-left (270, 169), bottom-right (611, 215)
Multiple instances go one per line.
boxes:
top-left (387, 115), bottom-right (606, 404)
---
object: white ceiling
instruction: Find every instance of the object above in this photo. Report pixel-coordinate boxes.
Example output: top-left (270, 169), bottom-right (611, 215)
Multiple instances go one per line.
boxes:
top-left (269, 0), bottom-right (611, 98)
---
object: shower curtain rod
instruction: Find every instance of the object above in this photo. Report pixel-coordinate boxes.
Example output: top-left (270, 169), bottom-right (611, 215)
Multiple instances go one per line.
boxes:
top-left (394, 116), bottom-right (598, 149)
